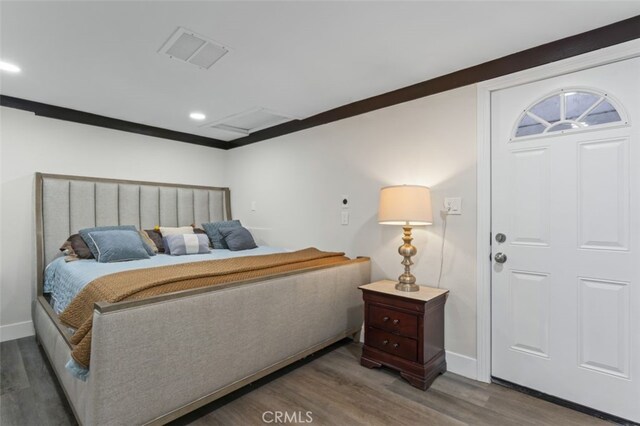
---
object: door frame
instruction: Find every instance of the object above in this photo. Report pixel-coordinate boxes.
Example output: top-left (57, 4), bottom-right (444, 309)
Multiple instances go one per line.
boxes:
top-left (475, 38), bottom-right (640, 383)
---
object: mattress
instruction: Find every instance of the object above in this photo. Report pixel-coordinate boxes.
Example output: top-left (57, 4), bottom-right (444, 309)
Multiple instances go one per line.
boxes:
top-left (44, 246), bottom-right (287, 314)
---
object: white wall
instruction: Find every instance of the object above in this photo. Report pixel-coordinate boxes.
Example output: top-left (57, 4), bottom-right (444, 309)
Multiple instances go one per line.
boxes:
top-left (0, 85), bottom-right (479, 374)
top-left (227, 85), bottom-right (478, 361)
top-left (0, 107), bottom-right (228, 341)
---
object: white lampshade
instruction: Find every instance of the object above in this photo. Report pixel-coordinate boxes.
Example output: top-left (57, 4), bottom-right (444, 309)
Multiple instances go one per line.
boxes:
top-left (378, 185), bottom-right (433, 226)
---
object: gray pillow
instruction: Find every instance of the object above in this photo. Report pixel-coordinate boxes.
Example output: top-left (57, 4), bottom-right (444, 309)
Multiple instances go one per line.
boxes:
top-left (218, 226), bottom-right (257, 251)
top-left (202, 220), bottom-right (241, 249)
top-left (163, 234), bottom-right (210, 256)
top-left (85, 230), bottom-right (151, 263)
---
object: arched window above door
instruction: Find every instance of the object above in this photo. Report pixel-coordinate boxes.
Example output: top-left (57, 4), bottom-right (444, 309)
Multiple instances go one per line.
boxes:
top-left (512, 89), bottom-right (627, 139)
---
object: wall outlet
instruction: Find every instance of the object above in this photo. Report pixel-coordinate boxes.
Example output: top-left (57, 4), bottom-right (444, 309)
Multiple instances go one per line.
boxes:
top-left (444, 197), bottom-right (462, 215)
top-left (251, 201), bottom-right (257, 211)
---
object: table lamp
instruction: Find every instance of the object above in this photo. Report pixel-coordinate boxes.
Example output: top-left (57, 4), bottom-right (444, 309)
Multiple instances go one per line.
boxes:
top-left (378, 185), bottom-right (433, 292)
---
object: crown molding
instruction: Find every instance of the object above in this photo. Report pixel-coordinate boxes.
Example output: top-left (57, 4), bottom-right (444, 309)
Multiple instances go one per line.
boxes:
top-left (2, 15), bottom-right (638, 150)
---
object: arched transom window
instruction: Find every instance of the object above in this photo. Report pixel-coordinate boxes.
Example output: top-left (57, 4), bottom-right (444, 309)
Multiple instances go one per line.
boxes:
top-left (513, 89), bottom-right (627, 139)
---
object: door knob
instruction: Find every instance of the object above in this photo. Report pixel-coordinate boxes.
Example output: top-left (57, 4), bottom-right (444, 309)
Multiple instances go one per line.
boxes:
top-left (495, 252), bottom-right (507, 264)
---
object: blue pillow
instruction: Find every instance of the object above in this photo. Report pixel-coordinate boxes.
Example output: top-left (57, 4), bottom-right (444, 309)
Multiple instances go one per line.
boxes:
top-left (201, 220), bottom-right (241, 249)
top-left (163, 234), bottom-right (210, 256)
top-left (79, 225), bottom-right (136, 258)
top-left (84, 230), bottom-right (150, 263)
top-left (218, 226), bottom-right (257, 251)
top-left (80, 225), bottom-right (156, 257)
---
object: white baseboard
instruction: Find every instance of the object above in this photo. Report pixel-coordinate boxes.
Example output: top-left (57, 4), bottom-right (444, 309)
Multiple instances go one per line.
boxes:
top-left (0, 320), bottom-right (34, 342)
top-left (446, 350), bottom-right (477, 380)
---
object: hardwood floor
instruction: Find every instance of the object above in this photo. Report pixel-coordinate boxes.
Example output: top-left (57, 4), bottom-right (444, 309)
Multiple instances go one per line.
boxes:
top-left (1, 337), bottom-right (612, 425)
top-left (1, 337), bottom-right (75, 425)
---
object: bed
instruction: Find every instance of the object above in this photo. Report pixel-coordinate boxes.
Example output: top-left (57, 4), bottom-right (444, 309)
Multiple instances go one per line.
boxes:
top-left (32, 173), bottom-right (371, 425)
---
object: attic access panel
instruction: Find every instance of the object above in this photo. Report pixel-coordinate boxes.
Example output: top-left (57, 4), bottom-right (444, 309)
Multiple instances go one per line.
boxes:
top-left (204, 108), bottom-right (298, 141)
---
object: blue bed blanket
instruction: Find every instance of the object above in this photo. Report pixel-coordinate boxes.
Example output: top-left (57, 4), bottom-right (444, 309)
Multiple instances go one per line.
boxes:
top-left (44, 246), bottom-right (287, 314)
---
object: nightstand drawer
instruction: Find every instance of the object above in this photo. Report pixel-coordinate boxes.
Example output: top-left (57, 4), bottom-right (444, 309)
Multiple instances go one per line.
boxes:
top-left (366, 327), bottom-right (417, 361)
top-left (368, 304), bottom-right (418, 338)
top-left (360, 280), bottom-right (449, 390)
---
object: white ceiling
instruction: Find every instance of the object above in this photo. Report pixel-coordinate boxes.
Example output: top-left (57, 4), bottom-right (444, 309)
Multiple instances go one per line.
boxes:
top-left (1, 1), bottom-right (639, 142)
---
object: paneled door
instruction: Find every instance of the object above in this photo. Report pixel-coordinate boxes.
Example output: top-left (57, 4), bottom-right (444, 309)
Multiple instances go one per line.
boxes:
top-left (491, 57), bottom-right (640, 422)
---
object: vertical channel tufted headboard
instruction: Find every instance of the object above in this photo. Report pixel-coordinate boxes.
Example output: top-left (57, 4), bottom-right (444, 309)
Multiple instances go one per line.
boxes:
top-left (35, 173), bottom-right (231, 295)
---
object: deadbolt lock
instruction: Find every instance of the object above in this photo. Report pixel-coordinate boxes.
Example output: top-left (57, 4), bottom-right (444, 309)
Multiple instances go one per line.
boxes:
top-left (495, 233), bottom-right (507, 243)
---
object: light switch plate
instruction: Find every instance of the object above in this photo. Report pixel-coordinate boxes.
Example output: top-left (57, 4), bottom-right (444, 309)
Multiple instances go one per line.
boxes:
top-left (341, 211), bottom-right (349, 225)
top-left (444, 197), bottom-right (462, 215)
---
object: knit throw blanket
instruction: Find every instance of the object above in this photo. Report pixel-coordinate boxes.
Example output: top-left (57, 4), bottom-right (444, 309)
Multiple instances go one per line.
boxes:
top-left (59, 248), bottom-right (350, 368)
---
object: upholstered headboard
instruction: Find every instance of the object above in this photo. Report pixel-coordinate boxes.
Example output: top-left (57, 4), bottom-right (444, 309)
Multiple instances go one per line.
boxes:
top-left (35, 173), bottom-right (231, 293)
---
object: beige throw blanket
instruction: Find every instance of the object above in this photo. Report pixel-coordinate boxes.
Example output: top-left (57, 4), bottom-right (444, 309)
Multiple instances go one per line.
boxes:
top-left (59, 248), bottom-right (351, 368)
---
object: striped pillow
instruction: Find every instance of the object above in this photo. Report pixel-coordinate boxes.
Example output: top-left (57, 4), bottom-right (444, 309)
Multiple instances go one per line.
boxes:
top-left (163, 234), bottom-right (210, 256)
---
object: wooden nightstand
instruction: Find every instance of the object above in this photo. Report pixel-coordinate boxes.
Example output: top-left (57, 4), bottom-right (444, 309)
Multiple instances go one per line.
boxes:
top-left (359, 280), bottom-right (449, 390)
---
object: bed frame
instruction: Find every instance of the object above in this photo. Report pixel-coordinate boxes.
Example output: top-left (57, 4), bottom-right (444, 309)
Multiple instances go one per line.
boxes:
top-left (33, 173), bottom-right (370, 425)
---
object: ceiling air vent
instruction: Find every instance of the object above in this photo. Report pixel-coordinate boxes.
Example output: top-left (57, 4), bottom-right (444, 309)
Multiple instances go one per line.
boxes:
top-left (159, 27), bottom-right (229, 70)
top-left (203, 108), bottom-right (297, 141)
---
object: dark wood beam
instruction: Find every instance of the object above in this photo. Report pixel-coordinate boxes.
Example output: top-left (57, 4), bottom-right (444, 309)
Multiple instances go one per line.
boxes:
top-left (228, 14), bottom-right (640, 148)
top-left (0, 95), bottom-right (230, 150)
top-left (1, 15), bottom-right (638, 150)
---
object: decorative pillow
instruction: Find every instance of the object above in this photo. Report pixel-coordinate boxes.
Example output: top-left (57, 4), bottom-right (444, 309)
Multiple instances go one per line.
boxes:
top-left (60, 234), bottom-right (94, 259)
top-left (162, 234), bottom-right (210, 256)
top-left (138, 230), bottom-right (158, 253)
top-left (218, 226), bottom-right (257, 251)
top-left (60, 240), bottom-right (74, 255)
top-left (79, 225), bottom-right (137, 259)
top-left (84, 230), bottom-right (150, 263)
top-left (60, 241), bottom-right (80, 262)
top-left (193, 227), bottom-right (212, 248)
top-left (202, 220), bottom-right (241, 249)
top-left (145, 230), bottom-right (165, 253)
top-left (158, 226), bottom-right (194, 236)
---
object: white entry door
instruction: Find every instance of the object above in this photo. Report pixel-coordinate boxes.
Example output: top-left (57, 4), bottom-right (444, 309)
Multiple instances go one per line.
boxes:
top-left (491, 57), bottom-right (640, 422)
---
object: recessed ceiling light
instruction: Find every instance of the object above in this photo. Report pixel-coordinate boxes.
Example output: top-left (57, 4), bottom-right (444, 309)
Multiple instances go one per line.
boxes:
top-left (0, 60), bottom-right (21, 73)
top-left (189, 112), bottom-right (206, 120)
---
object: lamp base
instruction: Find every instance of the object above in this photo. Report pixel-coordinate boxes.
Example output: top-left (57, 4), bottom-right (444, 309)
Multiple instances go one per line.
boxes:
top-left (396, 226), bottom-right (420, 292)
top-left (395, 282), bottom-right (420, 292)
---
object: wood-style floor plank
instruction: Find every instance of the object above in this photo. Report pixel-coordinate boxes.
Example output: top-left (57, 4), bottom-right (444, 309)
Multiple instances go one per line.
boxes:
top-left (0, 340), bottom-right (29, 395)
top-left (0, 337), bottom-right (616, 426)
top-left (1, 387), bottom-right (46, 426)
top-left (16, 337), bottom-right (76, 425)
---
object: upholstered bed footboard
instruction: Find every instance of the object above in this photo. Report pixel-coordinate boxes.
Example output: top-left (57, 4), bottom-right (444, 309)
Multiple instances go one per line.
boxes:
top-left (35, 259), bottom-right (370, 425)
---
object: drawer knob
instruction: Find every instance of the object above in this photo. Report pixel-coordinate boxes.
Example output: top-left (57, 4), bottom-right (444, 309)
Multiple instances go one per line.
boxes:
top-left (393, 343), bottom-right (399, 348)
top-left (383, 339), bottom-right (389, 345)
top-left (383, 316), bottom-right (390, 322)
top-left (393, 319), bottom-right (399, 325)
